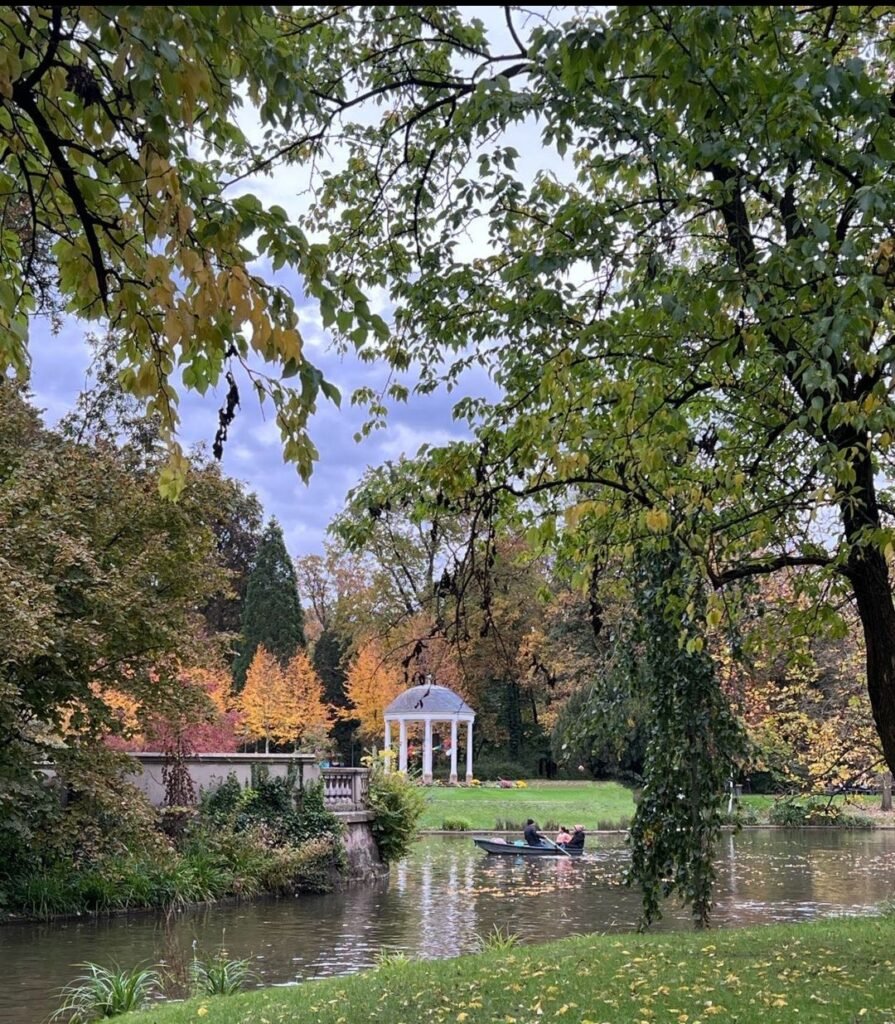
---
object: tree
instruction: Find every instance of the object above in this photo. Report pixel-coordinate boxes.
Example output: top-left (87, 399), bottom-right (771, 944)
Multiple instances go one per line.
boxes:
top-left (102, 665), bottom-right (241, 755)
top-left (189, 467), bottom-right (263, 644)
top-left (627, 546), bottom-right (745, 928)
top-left (313, 627), bottom-right (355, 763)
top-left (0, 382), bottom-right (226, 852)
top-left (290, 9), bottom-right (895, 776)
top-left (59, 333), bottom-right (266, 649)
top-left (233, 519), bottom-right (305, 688)
top-left (343, 640), bottom-right (405, 745)
top-left (0, 6), bottom-right (380, 491)
top-left (295, 544), bottom-right (371, 643)
top-left (234, 645), bottom-right (293, 753)
top-left (283, 650), bottom-right (334, 752)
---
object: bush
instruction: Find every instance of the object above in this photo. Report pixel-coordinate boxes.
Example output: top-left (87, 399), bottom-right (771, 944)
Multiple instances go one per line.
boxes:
top-left (258, 836), bottom-right (339, 894)
top-left (440, 818), bottom-right (472, 831)
top-left (200, 773), bottom-right (243, 820)
top-left (367, 767), bottom-right (426, 863)
top-left (768, 798), bottom-right (873, 828)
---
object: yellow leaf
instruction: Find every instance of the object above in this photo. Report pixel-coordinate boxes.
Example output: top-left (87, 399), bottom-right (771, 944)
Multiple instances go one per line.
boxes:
top-left (645, 508), bottom-right (670, 532)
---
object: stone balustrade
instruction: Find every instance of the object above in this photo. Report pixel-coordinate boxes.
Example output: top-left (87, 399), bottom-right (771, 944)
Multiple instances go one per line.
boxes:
top-left (125, 753), bottom-right (371, 811)
top-left (321, 767), bottom-right (370, 811)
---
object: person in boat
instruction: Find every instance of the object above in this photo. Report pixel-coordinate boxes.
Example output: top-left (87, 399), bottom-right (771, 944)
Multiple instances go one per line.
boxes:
top-left (563, 825), bottom-right (586, 851)
top-left (556, 825), bottom-right (572, 846)
top-left (523, 818), bottom-right (546, 846)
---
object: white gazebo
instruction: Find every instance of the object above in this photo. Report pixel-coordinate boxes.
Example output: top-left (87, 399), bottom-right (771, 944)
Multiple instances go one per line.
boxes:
top-left (384, 683), bottom-right (475, 784)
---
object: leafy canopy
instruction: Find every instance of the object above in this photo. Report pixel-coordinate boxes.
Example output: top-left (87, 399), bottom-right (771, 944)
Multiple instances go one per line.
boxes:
top-left (0, 6), bottom-right (389, 492)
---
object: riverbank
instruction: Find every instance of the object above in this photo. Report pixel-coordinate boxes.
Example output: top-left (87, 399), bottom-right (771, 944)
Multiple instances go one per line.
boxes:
top-left (418, 780), bottom-right (883, 831)
top-left (118, 913), bottom-right (895, 1024)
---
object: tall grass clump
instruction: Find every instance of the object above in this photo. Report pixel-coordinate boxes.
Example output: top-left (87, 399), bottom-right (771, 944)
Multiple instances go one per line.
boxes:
top-left (50, 963), bottom-right (161, 1022)
top-left (189, 954), bottom-right (256, 996)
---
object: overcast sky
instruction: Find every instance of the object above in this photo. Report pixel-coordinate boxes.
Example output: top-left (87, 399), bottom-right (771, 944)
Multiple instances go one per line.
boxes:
top-left (29, 285), bottom-right (495, 557)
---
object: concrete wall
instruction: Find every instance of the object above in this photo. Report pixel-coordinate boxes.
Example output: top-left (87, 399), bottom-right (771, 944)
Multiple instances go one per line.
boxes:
top-left (127, 752), bottom-right (320, 806)
top-left (332, 810), bottom-right (388, 883)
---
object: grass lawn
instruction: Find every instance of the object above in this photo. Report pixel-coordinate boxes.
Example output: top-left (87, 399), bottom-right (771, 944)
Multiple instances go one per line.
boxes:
top-left (418, 780), bottom-right (636, 831)
top-left (120, 914), bottom-right (895, 1024)
top-left (418, 783), bottom-right (885, 832)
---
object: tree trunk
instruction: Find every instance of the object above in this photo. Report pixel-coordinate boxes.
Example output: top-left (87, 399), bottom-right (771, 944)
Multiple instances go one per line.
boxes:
top-left (881, 772), bottom-right (892, 813)
top-left (841, 446), bottom-right (895, 776)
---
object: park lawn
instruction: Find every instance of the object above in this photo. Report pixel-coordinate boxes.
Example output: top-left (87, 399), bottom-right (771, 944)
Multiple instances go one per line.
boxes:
top-left (419, 780), bottom-right (636, 831)
top-left (122, 914), bottom-right (895, 1024)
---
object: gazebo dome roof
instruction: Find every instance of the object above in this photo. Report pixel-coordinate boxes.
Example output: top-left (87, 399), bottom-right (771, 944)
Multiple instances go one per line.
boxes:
top-left (385, 684), bottom-right (474, 717)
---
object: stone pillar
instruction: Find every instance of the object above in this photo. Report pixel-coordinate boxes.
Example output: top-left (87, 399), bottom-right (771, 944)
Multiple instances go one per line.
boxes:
top-left (399, 719), bottom-right (408, 773)
top-left (465, 719), bottom-right (474, 783)
top-left (450, 718), bottom-right (458, 784)
top-left (384, 719), bottom-right (392, 771)
top-left (423, 718), bottom-right (433, 783)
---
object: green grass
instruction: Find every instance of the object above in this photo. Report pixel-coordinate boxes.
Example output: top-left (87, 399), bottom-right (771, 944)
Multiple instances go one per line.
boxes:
top-left (116, 915), bottom-right (895, 1024)
top-left (419, 780), bottom-right (636, 831)
top-left (418, 783), bottom-right (885, 832)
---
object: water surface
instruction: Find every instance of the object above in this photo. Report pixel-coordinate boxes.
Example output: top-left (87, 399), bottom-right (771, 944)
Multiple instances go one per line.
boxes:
top-left (4, 829), bottom-right (894, 1023)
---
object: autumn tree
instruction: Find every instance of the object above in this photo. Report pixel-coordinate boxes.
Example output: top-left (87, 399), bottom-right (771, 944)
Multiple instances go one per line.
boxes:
top-left (234, 645), bottom-right (293, 754)
top-left (343, 640), bottom-right (405, 744)
top-left (283, 649), bottom-right (334, 752)
top-left (295, 544), bottom-right (371, 640)
top-left (101, 665), bottom-right (241, 756)
top-left (233, 519), bottom-right (305, 689)
top-left (0, 382), bottom-right (226, 853)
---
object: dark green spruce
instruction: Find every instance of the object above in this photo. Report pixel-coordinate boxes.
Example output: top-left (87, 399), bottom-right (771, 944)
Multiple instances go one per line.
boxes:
top-left (233, 519), bottom-right (305, 688)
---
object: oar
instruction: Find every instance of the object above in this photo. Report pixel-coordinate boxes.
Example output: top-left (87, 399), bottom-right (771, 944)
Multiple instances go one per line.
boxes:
top-left (541, 834), bottom-right (571, 858)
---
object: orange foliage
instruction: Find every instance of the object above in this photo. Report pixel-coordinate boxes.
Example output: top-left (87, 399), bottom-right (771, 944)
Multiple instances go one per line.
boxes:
top-left (234, 645), bottom-right (295, 752)
top-left (343, 638), bottom-right (405, 742)
top-left (283, 649), bottom-right (335, 751)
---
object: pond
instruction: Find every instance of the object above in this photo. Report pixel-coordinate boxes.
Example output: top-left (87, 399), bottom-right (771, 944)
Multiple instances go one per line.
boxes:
top-left (4, 829), bottom-right (895, 1023)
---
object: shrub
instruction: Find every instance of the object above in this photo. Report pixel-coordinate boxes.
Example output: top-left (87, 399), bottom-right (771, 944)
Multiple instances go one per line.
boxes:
top-left (768, 798), bottom-right (873, 828)
top-left (367, 767), bottom-right (426, 863)
top-left (440, 818), bottom-right (472, 831)
top-left (200, 774), bottom-right (243, 820)
top-left (257, 837), bottom-right (339, 895)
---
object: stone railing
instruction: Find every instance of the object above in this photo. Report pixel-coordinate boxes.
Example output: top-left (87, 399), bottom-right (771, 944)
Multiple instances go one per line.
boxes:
top-left (124, 753), bottom-right (370, 812)
top-left (321, 767), bottom-right (370, 811)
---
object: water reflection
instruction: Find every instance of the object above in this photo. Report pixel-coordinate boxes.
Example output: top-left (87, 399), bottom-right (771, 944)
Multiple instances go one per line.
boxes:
top-left (3, 829), bottom-right (895, 1024)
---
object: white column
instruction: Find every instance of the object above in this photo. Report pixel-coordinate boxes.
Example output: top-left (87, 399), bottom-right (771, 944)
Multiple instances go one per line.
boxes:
top-left (384, 719), bottom-right (392, 771)
top-left (450, 718), bottom-right (458, 784)
top-left (399, 719), bottom-right (408, 772)
top-left (423, 717), bottom-right (433, 783)
top-left (465, 720), bottom-right (474, 783)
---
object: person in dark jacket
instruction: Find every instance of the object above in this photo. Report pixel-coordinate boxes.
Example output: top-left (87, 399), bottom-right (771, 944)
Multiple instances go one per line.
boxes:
top-left (564, 825), bottom-right (586, 851)
top-left (523, 818), bottom-right (545, 846)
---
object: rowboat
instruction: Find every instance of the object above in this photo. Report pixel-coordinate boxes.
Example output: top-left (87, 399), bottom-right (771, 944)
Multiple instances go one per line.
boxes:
top-left (473, 837), bottom-right (585, 857)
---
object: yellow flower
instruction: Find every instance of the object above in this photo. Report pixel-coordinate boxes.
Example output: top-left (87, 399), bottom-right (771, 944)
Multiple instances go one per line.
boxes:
top-left (197, 1009), bottom-right (208, 1018)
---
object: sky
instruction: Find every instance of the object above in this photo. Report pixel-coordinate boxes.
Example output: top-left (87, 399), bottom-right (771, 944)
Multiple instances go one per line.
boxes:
top-left (29, 289), bottom-right (495, 558)
top-left (24, 6), bottom-right (568, 558)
